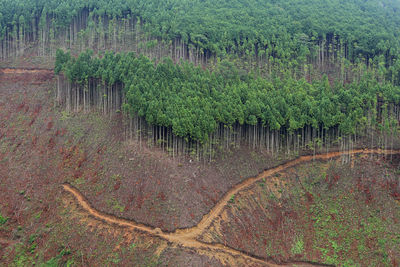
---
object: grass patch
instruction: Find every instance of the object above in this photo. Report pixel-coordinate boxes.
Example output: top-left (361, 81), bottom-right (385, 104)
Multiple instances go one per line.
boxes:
top-left (291, 235), bottom-right (304, 255)
top-left (0, 212), bottom-right (8, 225)
top-left (106, 197), bottom-right (125, 213)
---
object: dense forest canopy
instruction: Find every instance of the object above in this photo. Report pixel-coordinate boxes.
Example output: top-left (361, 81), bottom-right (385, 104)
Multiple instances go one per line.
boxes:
top-left (2, 0), bottom-right (400, 155)
top-left (55, 49), bottom-right (400, 144)
top-left (1, 0), bottom-right (400, 62)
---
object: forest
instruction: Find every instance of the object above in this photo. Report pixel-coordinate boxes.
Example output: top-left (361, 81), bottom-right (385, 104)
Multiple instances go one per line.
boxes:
top-left (2, 1), bottom-right (400, 266)
top-left (1, 0), bottom-right (400, 159)
top-left (2, 0), bottom-right (400, 84)
top-left (55, 49), bottom-right (400, 159)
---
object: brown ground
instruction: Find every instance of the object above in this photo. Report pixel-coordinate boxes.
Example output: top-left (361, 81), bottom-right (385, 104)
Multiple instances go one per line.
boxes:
top-left (0, 69), bottom-right (289, 265)
top-left (198, 155), bottom-right (400, 265)
top-left (62, 149), bottom-right (400, 267)
top-left (1, 69), bottom-right (399, 266)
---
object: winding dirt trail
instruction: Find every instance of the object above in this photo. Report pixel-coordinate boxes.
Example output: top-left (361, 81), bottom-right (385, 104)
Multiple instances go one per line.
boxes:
top-left (3, 68), bottom-right (398, 265)
top-left (63, 149), bottom-right (400, 266)
top-left (63, 184), bottom-right (281, 266)
top-left (173, 149), bottom-right (400, 239)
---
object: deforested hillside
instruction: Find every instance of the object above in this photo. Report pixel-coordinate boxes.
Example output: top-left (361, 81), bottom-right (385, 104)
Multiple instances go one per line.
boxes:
top-left (1, 0), bottom-right (400, 266)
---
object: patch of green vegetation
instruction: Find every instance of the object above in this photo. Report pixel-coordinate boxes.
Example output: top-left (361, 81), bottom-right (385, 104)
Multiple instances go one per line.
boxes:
top-left (0, 212), bottom-right (8, 225)
top-left (94, 183), bottom-right (105, 194)
top-left (13, 244), bottom-right (35, 266)
top-left (73, 177), bottom-right (86, 185)
top-left (129, 243), bottom-right (137, 251)
top-left (285, 161), bottom-right (400, 266)
top-left (268, 193), bottom-right (277, 201)
top-left (306, 192), bottom-right (394, 266)
top-left (265, 238), bottom-right (285, 259)
top-left (34, 211), bottom-right (42, 220)
top-left (12, 233), bottom-right (43, 266)
top-left (28, 234), bottom-right (38, 244)
top-left (265, 239), bottom-right (273, 257)
top-left (109, 252), bottom-right (121, 264)
top-left (259, 177), bottom-right (266, 188)
top-left (60, 111), bottom-right (70, 121)
top-left (106, 197), bottom-right (125, 213)
top-left (291, 235), bottom-right (304, 255)
top-left (112, 174), bottom-right (121, 181)
top-left (40, 248), bottom-right (74, 267)
top-left (28, 234), bottom-right (38, 253)
top-left (142, 256), bottom-right (162, 267)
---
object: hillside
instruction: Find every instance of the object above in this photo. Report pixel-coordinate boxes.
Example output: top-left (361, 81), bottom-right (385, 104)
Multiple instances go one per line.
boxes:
top-left (1, 0), bottom-right (400, 266)
top-left (0, 68), bottom-right (399, 266)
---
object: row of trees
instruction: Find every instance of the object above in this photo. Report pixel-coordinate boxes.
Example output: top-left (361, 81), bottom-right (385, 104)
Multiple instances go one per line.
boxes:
top-left (55, 50), bottom-right (400, 159)
top-left (2, 0), bottom-right (400, 85)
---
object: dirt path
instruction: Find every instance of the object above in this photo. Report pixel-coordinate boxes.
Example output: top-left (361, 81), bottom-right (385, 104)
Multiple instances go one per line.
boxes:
top-left (0, 68), bottom-right (53, 74)
top-left (63, 149), bottom-right (400, 266)
top-left (173, 149), bottom-right (400, 239)
top-left (0, 68), bottom-right (54, 84)
top-left (63, 184), bottom-right (282, 266)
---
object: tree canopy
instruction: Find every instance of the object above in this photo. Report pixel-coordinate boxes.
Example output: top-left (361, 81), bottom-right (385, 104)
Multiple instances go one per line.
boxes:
top-left (56, 49), bottom-right (400, 143)
top-left (2, 0), bottom-right (400, 63)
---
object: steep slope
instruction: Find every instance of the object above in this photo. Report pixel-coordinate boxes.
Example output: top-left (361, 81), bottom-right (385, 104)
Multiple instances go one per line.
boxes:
top-left (0, 68), bottom-right (292, 266)
top-left (1, 69), bottom-right (399, 266)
